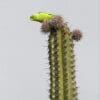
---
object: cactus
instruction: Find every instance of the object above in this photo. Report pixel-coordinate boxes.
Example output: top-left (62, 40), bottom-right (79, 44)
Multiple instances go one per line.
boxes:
top-left (30, 12), bottom-right (82, 100)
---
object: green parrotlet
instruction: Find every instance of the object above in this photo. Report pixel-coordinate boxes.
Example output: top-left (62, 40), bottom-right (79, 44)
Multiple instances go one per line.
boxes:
top-left (30, 12), bottom-right (54, 23)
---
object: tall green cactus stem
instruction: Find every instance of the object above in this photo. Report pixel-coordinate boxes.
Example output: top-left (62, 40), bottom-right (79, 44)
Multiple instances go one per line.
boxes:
top-left (30, 13), bottom-right (82, 100)
top-left (48, 24), bottom-right (78, 100)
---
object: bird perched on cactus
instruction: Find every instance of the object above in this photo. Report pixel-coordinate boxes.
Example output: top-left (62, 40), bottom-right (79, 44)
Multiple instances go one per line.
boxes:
top-left (30, 12), bottom-right (83, 100)
top-left (30, 12), bottom-right (54, 22)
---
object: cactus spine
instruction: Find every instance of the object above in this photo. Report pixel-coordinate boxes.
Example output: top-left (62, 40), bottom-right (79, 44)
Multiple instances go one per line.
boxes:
top-left (30, 13), bottom-right (82, 100)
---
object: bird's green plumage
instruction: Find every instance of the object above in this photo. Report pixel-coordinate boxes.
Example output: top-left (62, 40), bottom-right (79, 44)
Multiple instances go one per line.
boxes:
top-left (30, 12), bottom-right (54, 22)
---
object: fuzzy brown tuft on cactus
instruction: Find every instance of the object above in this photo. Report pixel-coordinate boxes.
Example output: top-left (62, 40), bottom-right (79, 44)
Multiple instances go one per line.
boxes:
top-left (71, 29), bottom-right (83, 41)
top-left (41, 15), bottom-right (64, 33)
top-left (41, 20), bottom-right (50, 33)
top-left (30, 12), bottom-right (83, 100)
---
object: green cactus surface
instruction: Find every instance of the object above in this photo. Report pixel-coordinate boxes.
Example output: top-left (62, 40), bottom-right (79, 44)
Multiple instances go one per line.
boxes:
top-left (30, 12), bottom-right (82, 100)
top-left (48, 25), bottom-right (78, 100)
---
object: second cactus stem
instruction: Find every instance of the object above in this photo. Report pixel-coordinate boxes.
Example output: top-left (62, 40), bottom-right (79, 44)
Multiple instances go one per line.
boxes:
top-left (48, 24), bottom-right (78, 100)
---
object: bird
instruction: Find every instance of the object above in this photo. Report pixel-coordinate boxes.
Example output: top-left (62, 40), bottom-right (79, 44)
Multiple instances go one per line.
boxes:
top-left (30, 12), bottom-right (54, 23)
